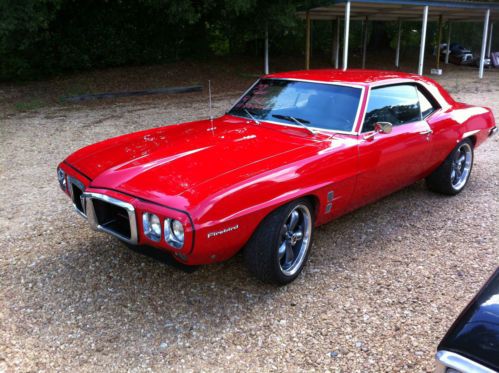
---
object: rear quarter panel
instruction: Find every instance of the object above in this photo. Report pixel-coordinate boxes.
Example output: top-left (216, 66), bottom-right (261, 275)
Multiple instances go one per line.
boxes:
top-left (427, 104), bottom-right (495, 173)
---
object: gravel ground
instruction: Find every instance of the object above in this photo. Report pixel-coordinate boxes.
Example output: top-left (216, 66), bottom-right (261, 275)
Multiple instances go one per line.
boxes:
top-left (0, 69), bottom-right (498, 372)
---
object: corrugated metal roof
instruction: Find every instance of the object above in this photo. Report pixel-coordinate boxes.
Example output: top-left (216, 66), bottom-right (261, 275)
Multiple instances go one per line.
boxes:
top-left (297, 0), bottom-right (499, 21)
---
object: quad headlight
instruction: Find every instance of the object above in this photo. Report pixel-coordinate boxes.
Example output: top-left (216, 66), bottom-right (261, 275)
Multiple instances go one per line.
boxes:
top-left (57, 168), bottom-right (67, 191)
top-left (142, 212), bottom-right (161, 242)
top-left (142, 213), bottom-right (184, 248)
top-left (164, 218), bottom-right (184, 249)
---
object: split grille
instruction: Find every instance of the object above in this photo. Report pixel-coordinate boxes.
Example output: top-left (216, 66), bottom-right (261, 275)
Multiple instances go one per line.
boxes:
top-left (83, 192), bottom-right (138, 245)
top-left (66, 176), bottom-right (138, 244)
top-left (68, 176), bottom-right (86, 217)
top-left (91, 199), bottom-right (131, 240)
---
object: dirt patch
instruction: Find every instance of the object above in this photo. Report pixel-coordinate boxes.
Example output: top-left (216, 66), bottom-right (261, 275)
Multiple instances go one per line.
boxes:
top-left (0, 64), bottom-right (498, 372)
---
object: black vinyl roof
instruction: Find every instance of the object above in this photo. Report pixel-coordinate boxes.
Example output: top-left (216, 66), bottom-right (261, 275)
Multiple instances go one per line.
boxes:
top-left (297, 0), bottom-right (499, 21)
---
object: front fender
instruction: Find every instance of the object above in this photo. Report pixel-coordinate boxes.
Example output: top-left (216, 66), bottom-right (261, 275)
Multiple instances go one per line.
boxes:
top-left (184, 141), bottom-right (359, 265)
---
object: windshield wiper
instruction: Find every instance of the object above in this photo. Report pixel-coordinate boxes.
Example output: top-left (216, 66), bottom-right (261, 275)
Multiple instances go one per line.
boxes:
top-left (244, 108), bottom-right (260, 125)
top-left (272, 114), bottom-right (315, 135)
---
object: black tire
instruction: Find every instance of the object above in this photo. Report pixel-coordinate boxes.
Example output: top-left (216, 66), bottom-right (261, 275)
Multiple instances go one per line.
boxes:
top-left (244, 199), bottom-right (315, 285)
top-left (426, 138), bottom-right (474, 195)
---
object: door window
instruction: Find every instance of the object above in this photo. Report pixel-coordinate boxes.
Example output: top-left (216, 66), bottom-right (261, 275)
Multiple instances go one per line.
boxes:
top-left (417, 87), bottom-right (438, 118)
top-left (363, 85), bottom-right (421, 132)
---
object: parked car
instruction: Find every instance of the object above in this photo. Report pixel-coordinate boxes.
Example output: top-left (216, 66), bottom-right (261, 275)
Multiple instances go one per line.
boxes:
top-left (436, 267), bottom-right (499, 373)
top-left (57, 70), bottom-right (497, 284)
top-left (439, 43), bottom-right (491, 67)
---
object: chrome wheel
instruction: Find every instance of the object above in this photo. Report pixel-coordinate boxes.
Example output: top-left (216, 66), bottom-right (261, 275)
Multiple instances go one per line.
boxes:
top-left (450, 142), bottom-right (472, 190)
top-left (277, 204), bottom-right (312, 277)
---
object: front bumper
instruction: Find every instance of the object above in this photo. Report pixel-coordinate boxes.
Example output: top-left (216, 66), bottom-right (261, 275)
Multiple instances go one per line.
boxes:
top-left (83, 192), bottom-right (139, 245)
top-left (489, 126), bottom-right (498, 138)
top-left (435, 350), bottom-right (496, 373)
top-left (59, 165), bottom-right (194, 257)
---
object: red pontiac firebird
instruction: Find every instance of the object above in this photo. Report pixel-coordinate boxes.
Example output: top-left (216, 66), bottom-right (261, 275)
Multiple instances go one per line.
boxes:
top-left (57, 70), bottom-right (497, 284)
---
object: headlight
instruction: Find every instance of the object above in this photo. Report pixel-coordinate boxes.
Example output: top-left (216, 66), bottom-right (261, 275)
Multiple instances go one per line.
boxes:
top-left (164, 218), bottom-right (184, 248)
top-left (142, 213), bottom-right (161, 241)
top-left (57, 168), bottom-right (67, 191)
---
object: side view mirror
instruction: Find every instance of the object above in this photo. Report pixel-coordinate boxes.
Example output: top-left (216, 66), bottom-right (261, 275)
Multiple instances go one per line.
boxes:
top-left (374, 122), bottom-right (392, 134)
top-left (364, 122), bottom-right (393, 140)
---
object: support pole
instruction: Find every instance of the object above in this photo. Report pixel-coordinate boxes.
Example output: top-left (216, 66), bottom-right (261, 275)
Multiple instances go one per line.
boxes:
top-left (395, 19), bottom-right (402, 68)
top-left (343, 1), bottom-right (351, 70)
top-left (335, 16), bottom-right (340, 69)
top-left (436, 15), bottom-right (443, 70)
top-left (487, 22), bottom-right (494, 58)
top-left (305, 11), bottom-right (311, 70)
top-left (445, 22), bottom-right (451, 64)
top-left (264, 23), bottom-right (269, 74)
top-left (362, 16), bottom-right (368, 69)
top-left (418, 6), bottom-right (429, 76)
top-left (479, 9), bottom-right (490, 79)
top-left (331, 20), bottom-right (336, 66)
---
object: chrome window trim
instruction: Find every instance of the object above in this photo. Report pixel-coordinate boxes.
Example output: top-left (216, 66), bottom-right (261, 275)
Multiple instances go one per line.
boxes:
top-left (415, 83), bottom-right (441, 120)
top-left (67, 175), bottom-right (87, 219)
top-left (82, 192), bottom-right (138, 245)
top-left (435, 350), bottom-right (497, 373)
top-left (227, 79), bottom-right (260, 114)
top-left (359, 83), bottom-right (424, 134)
top-left (226, 78), bottom-right (365, 136)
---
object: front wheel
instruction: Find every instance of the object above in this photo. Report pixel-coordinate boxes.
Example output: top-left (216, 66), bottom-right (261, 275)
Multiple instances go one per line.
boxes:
top-left (426, 138), bottom-right (474, 195)
top-left (244, 199), bottom-right (314, 285)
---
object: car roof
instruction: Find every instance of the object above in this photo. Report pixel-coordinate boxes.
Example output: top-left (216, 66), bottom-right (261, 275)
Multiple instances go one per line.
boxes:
top-left (264, 69), bottom-right (428, 87)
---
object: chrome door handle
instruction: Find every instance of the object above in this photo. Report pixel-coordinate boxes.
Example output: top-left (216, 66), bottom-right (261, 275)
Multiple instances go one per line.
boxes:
top-left (419, 129), bottom-right (433, 135)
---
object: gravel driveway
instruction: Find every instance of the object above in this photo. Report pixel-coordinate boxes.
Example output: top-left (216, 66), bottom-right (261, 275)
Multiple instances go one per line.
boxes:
top-left (1, 71), bottom-right (498, 372)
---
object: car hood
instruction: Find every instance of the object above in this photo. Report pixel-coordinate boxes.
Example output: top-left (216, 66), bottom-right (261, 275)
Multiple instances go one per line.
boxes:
top-left (67, 115), bottom-right (319, 203)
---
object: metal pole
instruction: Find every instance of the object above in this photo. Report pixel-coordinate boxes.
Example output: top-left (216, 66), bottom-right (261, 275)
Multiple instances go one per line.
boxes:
top-left (395, 19), bottom-right (402, 68)
top-left (445, 22), bottom-right (451, 64)
top-left (335, 16), bottom-right (340, 69)
top-left (343, 1), bottom-right (351, 70)
top-left (305, 11), bottom-right (311, 70)
top-left (479, 9), bottom-right (490, 79)
top-left (487, 22), bottom-right (494, 58)
top-left (264, 23), bottom-right (269, 74)
top-left (436, 15), bottom-right (443, 70)
top-left (331, 20), bottom-right (336, 66)
top-left (418, 6), bottom-right (429, 75)
top-left (362, 16), bottom-right (368, 69)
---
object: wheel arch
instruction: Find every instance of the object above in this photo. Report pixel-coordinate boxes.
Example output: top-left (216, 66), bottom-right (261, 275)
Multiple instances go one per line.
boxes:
top-left (300, 194), bottom-right (321, 221)
top-left (247, 193), bottom-right (321, 242)
top-left (460, 131), bottom-right (478, 147)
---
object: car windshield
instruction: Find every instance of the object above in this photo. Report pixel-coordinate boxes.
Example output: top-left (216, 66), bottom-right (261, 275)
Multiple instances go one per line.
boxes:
top-left (228, 79), bottom-right (362, 132)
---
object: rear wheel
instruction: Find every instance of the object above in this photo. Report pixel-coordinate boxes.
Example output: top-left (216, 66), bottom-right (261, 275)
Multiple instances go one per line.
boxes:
top-left (244, 199), bottom-right (314, 285)
top-left (426, 138), bottom-right (474, 195)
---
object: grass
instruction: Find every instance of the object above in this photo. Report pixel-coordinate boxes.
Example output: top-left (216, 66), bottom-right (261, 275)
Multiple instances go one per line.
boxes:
top-left (14, 99), bottom-right (46, 111)
top-left (58, 83), bottom-right (94, 103)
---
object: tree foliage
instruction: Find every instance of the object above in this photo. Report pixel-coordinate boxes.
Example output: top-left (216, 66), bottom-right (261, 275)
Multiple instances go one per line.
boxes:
top-left (0, 0), bottom-right (496, 80)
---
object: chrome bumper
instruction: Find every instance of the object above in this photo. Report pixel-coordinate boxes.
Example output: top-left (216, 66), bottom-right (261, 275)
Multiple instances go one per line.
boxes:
top-left (435, 350), bottom-right (496, 373)
top-left (489, 126), bottom-right (498, 138)
top-left (82, 192), bottom-right (139, 245)
top-left (66, 174), bottom-right (139, 245)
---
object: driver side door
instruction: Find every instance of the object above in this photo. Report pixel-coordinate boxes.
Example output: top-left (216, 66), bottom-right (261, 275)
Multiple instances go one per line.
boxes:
top-left (353, 84), bottom-right (433, 207)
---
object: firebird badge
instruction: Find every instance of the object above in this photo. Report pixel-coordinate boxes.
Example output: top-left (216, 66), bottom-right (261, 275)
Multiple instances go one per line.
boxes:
top-left (207, 225), bottom-right (239, 238)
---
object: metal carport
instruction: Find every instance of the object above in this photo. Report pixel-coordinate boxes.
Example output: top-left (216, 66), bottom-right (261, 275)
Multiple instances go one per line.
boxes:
top-left (293, 0), bottom-right (499, 78)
